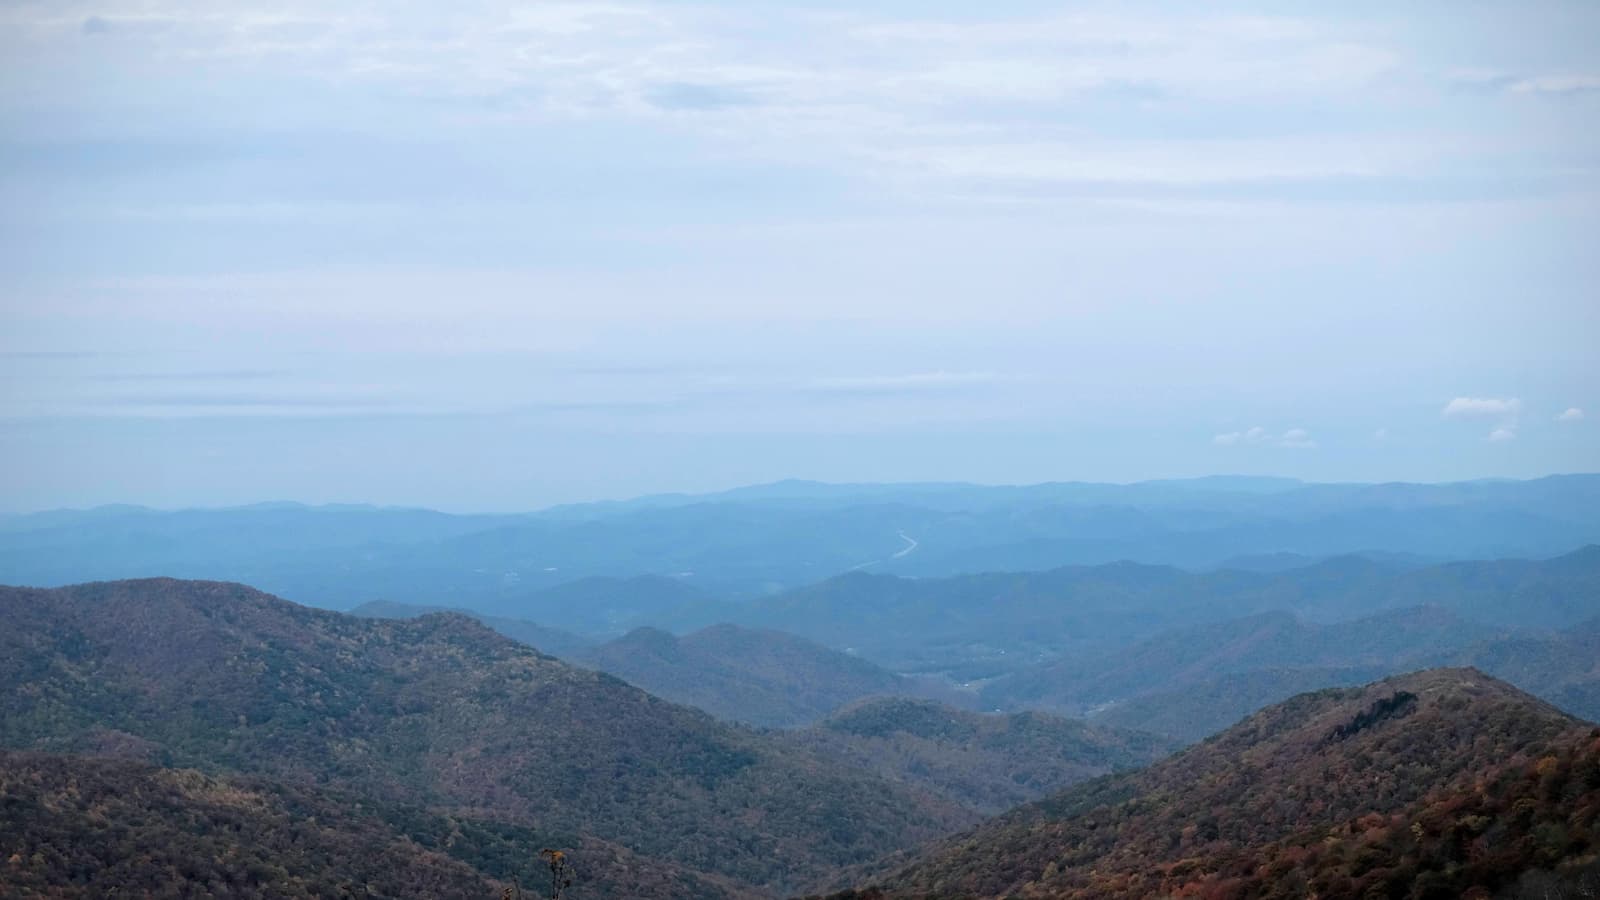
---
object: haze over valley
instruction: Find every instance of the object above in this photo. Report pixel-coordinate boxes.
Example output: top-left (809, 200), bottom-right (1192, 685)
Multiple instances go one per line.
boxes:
top-left (3, 0), bottom-right (1598, 896)
top-left (4, 475), bottom-right (1600, 895)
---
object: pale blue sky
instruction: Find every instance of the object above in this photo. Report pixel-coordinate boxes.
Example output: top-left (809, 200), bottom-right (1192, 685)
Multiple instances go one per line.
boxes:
top-left (1, 0), bottom-right (1596, 510)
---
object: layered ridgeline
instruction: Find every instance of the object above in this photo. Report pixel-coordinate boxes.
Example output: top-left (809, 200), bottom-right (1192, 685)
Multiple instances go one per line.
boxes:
top-left (1449, 618), bottom-right (1600, 725)
top-left (4, 475), bottom-right (1597, 606)
top-left (986, 605), bottom-right (1504, 712)
top-left (464, 574), bottom-right (723, 634)
top-left (982, 604), bottom-right (1496, 741)
top-left (339, 576), bottom-right (718, 641)
top-left (981, 602), bottom-right (1600, 744)
top-left (349, 598), bottom-right (597, 659)
top-left (329, 551), bottom-right (1600, 743)
top-left (816, 670), bottom-right (1600, 899)
top-left (0, 579), bottom-right (985, 897)
top-left (573, 625), bottom-right (967, 728)
top-left (351, 604), bottom-right (974, 728)
top-left (1086, 617), bottom-right (1600, 744)
top-left (729, 546), bottom-right (1600, 679)
top-left (783, 698), bottom-right (1177, 815)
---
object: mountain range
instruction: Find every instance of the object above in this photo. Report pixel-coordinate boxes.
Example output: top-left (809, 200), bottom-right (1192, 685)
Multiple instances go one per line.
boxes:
top-left (4, 475), bottom-right (1597, 608)
top-left (714, 546), bottom-right (1600, 684)
top-left (0, 578), bottom-right (1161, 897)
top-left (350, 602), bottom-right (968, 727)
top-left (1081, 616), bottom-right (1600, 744)
top-left (573, 624), bottom-right (963, 728)
top-left (783, 698), bottom-right (1176, 815)
top-left (349, 598), bottom-right (597, 659)
top-left (5, 577), bottom-right (1597, 897)
top-left (5, 476), bottom-right (1600, 897)
top-left (817, 668), bottom-right (1600, 899)
top-left (354, 549), bottom-right (1600, 743)
top-left (0, 579), bottom-right (960, 895)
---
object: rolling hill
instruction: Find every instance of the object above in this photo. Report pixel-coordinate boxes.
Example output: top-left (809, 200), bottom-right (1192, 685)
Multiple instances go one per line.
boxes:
top-left (0, 578), bottom-right (975, 896)
top-left (470, 574), bottom-right (727, 634)
top-left (348, 598), bottom-right (597, 658)
top-left (1089, 666), bottom-right (1388, 745)
top-left (1446, 618), bottom-right (1600, 724)
top-left (816, 669), bottom-right (1600, 899)
top-left (982, 605), bottom-right (1504, 715)
top-left (4, 476), bottom-right (1597, 607)
top-left (728, 547), bottom-right (1600, 683)
top-left (782, 698), bottom-right (1175, 815)
top-left (574, 624), bottom-right (962, 728)
top-left (1086, 616), bottom-right (1600, 744)
top-left (352, 604), bottom-right (969, 728)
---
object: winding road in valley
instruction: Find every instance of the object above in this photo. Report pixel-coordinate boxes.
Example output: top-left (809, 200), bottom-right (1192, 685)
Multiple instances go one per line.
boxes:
top-left (849, 530), bottom-right (919, 571)
top-left (891, 530), bottom-right (919, 558)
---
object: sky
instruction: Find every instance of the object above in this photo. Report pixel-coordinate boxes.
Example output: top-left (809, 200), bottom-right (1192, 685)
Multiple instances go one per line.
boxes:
top-left (0, 0), bottom-right (1596, 511)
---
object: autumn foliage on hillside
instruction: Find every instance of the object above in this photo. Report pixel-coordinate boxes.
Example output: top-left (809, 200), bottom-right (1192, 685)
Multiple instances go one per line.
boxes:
top-left (0, 579), bottom-right (963, 896)
top-left (784, 697), bottom-right (1174, 815)
top-left (1156, 731), bottom-right (1600, 899)
top-left (0, 751), bottom-right (500, 898)
top-left (820, 669), bottom-right (1600, 899)
top-left (0, 751), bottom-right (757, 900)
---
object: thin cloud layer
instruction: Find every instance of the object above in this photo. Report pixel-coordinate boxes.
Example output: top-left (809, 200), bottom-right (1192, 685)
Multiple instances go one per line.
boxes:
top-left (0, 1), bottom-right (1596, 507)
top-left (1442, 397), bottom-right (1523, 418)
top-left (806, 372), bottom-right (1003, 394)
top-left (1, 1), bottom-right (1591, 204)
top-left (1442, 397), bottom-right (1525, 443)
top-left (1214, 427), bottom-right (1317, 450)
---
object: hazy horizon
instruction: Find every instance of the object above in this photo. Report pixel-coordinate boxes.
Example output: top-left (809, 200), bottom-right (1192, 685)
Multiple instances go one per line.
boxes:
top-left (3, 0), bottom-right (1596, 510)
top-left (6, 470), bottom-right (1600, 517)
top-left (4, 5), bottom-right (1600, 895)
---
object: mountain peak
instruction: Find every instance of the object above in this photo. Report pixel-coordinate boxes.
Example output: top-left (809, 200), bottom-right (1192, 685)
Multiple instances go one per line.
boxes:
top-left (610, 624), bottom-right (681, 652)
top-left (849, 667), bottom-right (1590, 899)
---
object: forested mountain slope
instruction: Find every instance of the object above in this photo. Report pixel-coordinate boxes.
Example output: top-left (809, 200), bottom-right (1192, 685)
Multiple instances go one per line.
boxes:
top-left (575, 625), bottom-right (960, 727)
top-left (725, 547), bottom-right (1600, 679)
top-left (1087, 617), bottom-right (1600, 745)
top-left (0, 751), bottom-right (755, 900)
top-left (820, 669), bottom-right (1600, 899)
top-left (1448, 618), bottom-right (1600, 724)
top-left (349, 598), bottom-right (597, 658)
top-left (982, 605), bottom-right (1503, 714)
top-left (782, 698), bottom-right (1174, 814)
top-left (0, 579), bottom-right (973, 896)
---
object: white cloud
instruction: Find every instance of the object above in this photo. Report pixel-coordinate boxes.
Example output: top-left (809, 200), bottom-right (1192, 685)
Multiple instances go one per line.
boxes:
top-left (1557, 407), bottom-right (1585, 423)
top-left (870, 135), bottom-right (1430, 186)
top-left (1443, 397), bottom-right (1526, 444)
top-left (1213, 425), bottom-right (1267, 446)
top-left (1278, 428), bottom-right (1317, 449)
top-left (1444, 68), bottom-right (1515, 90)
top-left (1446, 69), bottom-right (1600, 97)
top-left (1214, 425), bottom-right (1314, 449)
top-left (1509, 75), bottom-right (1600, 95)
top-left (0, 2), bottom-right (1422, 198)
top-left (1441, 397), bottom-right (1521, 418)
top-left (806, 371), bottom-right (1001, 393)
